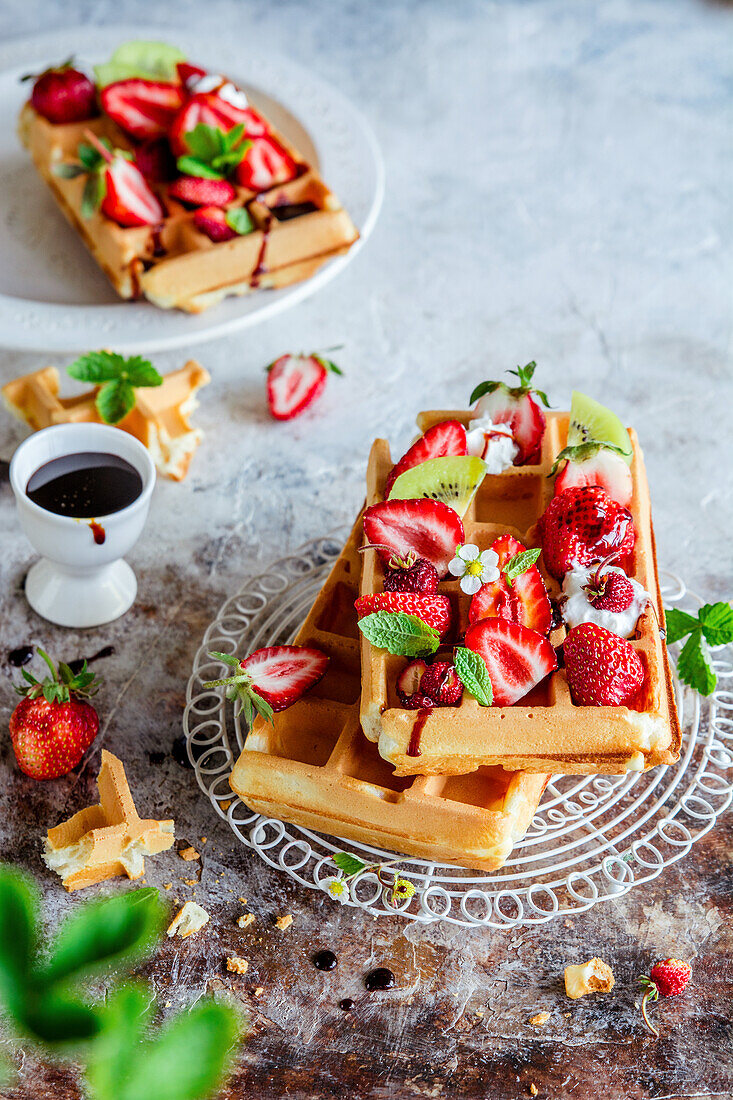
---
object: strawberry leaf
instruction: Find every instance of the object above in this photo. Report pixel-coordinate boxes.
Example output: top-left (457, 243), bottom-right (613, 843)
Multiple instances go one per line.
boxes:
top-left (676, 630), bottom-right (716, 697)
top-left (332, 853), bottom-right (366, 876)
top-left (96, 379), bottom-right (136, 425)
top-left (358, 611), bottom-right (439, 657)
top-left (78, 141), bottom-right (109, 171)
top-left (225, 208), bottom-right (255, 236)
top-left (313, 356), bottom-right (343, 376)
top-left (469, 380), bottom-right (500, 405)
top-left (249, 689), bottom-right (274, 727)
top-left (52, 163), bottom-right (87, 179)
top-left (207, 650), bottom-right (242, 668)
top-left (454, 647), bottom-right (493, 706)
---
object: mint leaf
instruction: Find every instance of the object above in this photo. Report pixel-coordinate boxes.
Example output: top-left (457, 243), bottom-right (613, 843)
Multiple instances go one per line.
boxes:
top-left (184, 123), bottom-right (226, 162)
top-left (665, 608), bottom-right (701, 645)
top-left (699, 602), bottom-right (733, 646)
top-left (454, 647), bottom-right (493, 706)
top-left (0, 868), bottom-right (37, 1006)
top-left (41, 888), bottom-right (166, 986)
top-left (225, 208), bottom-right (255, 236)
top-left (503, 547), bottom-right (541, 586)
top-left (81, 172), bottom-right (106, 218)
top-left (123, 356), bottom-right (163, 388)
top-left (676, 630), bottom-right (716, 697)
top-left (179, 122), bottom-right (249, 177)
top-left (176, 156), bottom-right (224, 180)
top-left (96, 380), bottom-right (135, 424)
top-left (20, 989), bottom-right (100, 1045)
top-left (332, 853), bottom-right (366, 876)
top-left (357, 611), bottom-right (439, 657)
top-left (86, 982), bottom-right (156, 1100)
top-left (68, 351), bottom-right (127, 383)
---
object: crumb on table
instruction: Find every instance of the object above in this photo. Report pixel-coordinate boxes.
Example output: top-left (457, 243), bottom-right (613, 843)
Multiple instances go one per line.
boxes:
top-left (529, 1011), bottom-right (551, 1026)
top-left (226, 955), bottom-right (249, 975)
top-left (179, 847), bottom-right (200, 861)
top-left (237, 913), bottom-right (255, 929)
top-left (275, 914), bottom-right (294, 931)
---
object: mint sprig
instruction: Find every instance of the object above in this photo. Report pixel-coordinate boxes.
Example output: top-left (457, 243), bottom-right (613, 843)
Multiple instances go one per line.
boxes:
top-left (177, 123), bottom-right (251, 180)
top-left (454, 647), bottom-right (493, 706)
top-left (470, 361), bottom-right (551, 408)
top-left (357, 611), bottom-right (439, 657)
top-left (666, 602), bottom-right (733, 696)
top-left (68, 351), bottom-right (163, 425)
top-left (502, 547), bottom-right (541, 588)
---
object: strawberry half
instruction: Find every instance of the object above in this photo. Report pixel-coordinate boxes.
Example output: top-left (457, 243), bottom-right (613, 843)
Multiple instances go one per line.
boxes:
top-left (169, 176), bottom-right (237, 207)
top-left (176, 61), bottom-right (208, 89)
top-left (101, 79), bottom-right (185, 140)
top-left (203, 645), bottom-right (329, 724)
top-left (236, 135), bottom-right (299, 192)
top-left (385, 420), bottom-right (468, 495)
top-left (470, 361), bottom-right (549, 465)
top-left (102, 154), bottom-right (163, 227)
top-left (355, 592), bottom-right (452, 635)
top-left (553, 442), bottom-right (633, 507)
top-left (27, 63), bottom-right (97, 125)
top-left (469, 534), bottom-right (551, 634)
top-left (193, 206), bottom-right (237, 242)
top-left (169, 93), bottom-right (267, 156)
top-left (266, 353), bottom-right (341, 421)
top-left (135, 139), bottom-right (177, 182)
top-left (538, 485), bottom-right (636, 580)
top-left (363, 498), bottom-right (464, 578)
top-left (464, 618), bottom-right (557, 706)
top-left (563, 623), bottom-right (644, 707)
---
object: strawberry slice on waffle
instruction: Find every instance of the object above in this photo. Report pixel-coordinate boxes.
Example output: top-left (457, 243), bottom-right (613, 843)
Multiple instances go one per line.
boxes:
top-left (355, 592), bottom-right (452, 636)
top-left (469, 534), bottom-right (551, 635)
top-left (101, 79), bottom-right (185, 141)
top-left (363, 498), bottom-right (464, 579)
top-left (236, 135), bottom-right (299, 191)
top-left (385, 421), bottom-right (468, 495)
top-left (169, 93), bottom-right (267, 156)
top-left (464, 618), bottom-right (557, 706)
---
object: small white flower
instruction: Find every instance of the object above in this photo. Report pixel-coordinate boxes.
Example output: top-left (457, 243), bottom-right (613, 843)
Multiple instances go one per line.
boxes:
top-left (448, 543), bottom-right (500, 595)
top-left (321, 876), bottom-right (350, 904)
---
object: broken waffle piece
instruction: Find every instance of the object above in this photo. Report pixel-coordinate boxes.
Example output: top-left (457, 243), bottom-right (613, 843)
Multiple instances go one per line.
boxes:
top-left (43, 750), bottom-right (174, 891)
top-left (2, 360), bottom-right (209, 481)
top-left (167, 900), bottom-right (210, 938)
top-left (564, 957), bottom-right (615, 999)
top-left (529, 1011), bottom-right (551, 1026)
top-left (226, 956), bottom-right (249, 975)
top-left (237, 913), bottom-right (255, 929)
top-left (179, 846), bottom-right (200, 861)
top-left (275, 914), bottom-right (293, 931)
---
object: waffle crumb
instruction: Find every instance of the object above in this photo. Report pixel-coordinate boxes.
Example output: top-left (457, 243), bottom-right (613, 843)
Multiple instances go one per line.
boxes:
top-left (179, 847), bottom-right (200, 861)
top-left (237, 913), bottom-right (255, 929)
top-left (564, 958), bottom-right (615, 999)
top-left (275, 914), bottom-right (293, 931)
top-left (563, 919), bottom-right (574, 928)
top-left (529, 1086), bottom-right (538, 1097)
top-left (475, 1010), bottom-right (485, 1018)
top-left (200, 837), bottom-right (207, 843)
top-left (182, 877), bottom-right (198, 887)
top-left (167, 901), bottom-right (209, 939)
top-left (529, 1011), bottom-right (551, 1027)
top-left (220, 800), bottom-right (232, 811)
top-left (238, 897), bottom-right (247, 904)
top-left (226, 956), bottom-right (249, 975)
top-left (253, 986), bottom-right (264, 997)
top-left (163, 883), bottom-right (172, 889)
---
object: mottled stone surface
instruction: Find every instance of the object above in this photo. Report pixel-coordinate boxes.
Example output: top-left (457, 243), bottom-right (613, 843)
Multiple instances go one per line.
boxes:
top-left (0, 1), bottom-right (731, 1098)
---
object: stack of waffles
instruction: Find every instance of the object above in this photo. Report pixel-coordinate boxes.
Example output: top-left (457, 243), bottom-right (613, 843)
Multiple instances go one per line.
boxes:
top-left (19, 94), bottom-right (358, 314)
top-left (230, 404), bottom-right (680, 874)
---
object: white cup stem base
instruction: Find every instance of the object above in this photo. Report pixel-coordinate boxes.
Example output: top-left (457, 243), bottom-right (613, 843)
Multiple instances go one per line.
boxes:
top-left (25, 558), bottom-right (138, 628)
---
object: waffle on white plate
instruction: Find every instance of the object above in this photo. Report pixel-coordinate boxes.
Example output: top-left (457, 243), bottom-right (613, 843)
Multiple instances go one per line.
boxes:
top-left (19, 75), bottom-right (358, 313)
top-left (359, 409), bottom-right (680, 777)
top-left (228, 517), bottom-right (549, 872)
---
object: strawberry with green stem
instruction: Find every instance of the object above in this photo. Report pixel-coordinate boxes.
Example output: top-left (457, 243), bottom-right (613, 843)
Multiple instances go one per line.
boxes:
top-left (470, 361), bottom-right (551, 465)
top-left (203, 645), bottom-right (329, 726)
top-left (53, 129), bottom-right (163, 227)
top-left (639, 958), bottom-right (692, 1037)
top-left (67, 350), bottom-right (163, 425)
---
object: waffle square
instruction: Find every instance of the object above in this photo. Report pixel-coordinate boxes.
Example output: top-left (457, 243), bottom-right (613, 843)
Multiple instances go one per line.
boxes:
top-left (18, 100), bottom-right (358, 313)
top-left (228, 517), bottom-right (549, 872)
top-left (360, 410), bottom-right (680, 776)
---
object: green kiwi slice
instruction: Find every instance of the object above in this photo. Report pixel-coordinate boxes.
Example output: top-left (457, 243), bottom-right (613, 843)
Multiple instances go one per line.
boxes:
top-left (387, 456), bottom-right (487, 517)
top-left (567, 391), bottom-right (633, 465)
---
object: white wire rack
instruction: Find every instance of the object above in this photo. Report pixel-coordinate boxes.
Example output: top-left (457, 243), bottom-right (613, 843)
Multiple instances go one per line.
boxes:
top-left (183, 530), bottom-right (733, 928)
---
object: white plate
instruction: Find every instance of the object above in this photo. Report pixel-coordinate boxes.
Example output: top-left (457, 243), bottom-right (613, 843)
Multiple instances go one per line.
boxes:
top-left (0, 25), bottom-right (383, 353)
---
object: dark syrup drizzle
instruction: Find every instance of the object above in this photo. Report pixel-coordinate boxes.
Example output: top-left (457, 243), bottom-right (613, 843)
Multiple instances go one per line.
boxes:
top-left (89, 521), bottom-right (106, 545)
top-left (339, 998), bottom-right (354, 1011)
top-left (407, 709), bottom-right (430, 757)
top-left (67, 646), bottom-right (115, 677)
top-left (313, 950), bottom-right (338, 972)
top-left (249, 214), bottom-right (272, 287)
top-left (364, 967), bottom-right (395, 992)
top-left (8, 646), bottom-right (34, 667)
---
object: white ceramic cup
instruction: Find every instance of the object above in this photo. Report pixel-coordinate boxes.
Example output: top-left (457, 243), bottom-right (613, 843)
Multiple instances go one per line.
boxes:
top-left (9, 423), bottom-right (156, 628)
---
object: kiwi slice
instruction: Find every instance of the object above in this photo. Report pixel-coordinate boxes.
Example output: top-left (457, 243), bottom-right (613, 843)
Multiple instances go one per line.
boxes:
top-left (388, 456), bottom-right (487, 517)
top-left (568, 391), bottom-right (633, 465)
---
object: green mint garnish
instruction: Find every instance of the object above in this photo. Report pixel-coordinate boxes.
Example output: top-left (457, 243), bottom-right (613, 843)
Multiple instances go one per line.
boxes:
top-left (665, 602), bottom-right (733, 696)
top-left (502, 547), bottom-right (542, 588)
top-left (357, 611), bottom-right (439, 657)
top-left (453, 647), bottom-right (493, 706)
top-left (67, 351), bottom-right (163, 425)
top-left (225, 207), bottom-right (255, 236)
top-left (470, 360), bottom-right (551, 408)
top-left (332, 853), bottom-right (367, 877)
top-left (177, 123), bottom-right (251, 180)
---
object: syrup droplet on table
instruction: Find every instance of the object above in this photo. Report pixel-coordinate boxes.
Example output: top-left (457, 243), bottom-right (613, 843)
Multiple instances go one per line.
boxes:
top-left (364, 967), bottom-right (395, 992)
top-left (67, 646), bottom-right (115, 676)
top-left (172, 734), bottom-right (195, 769)
top-left (313, 950), bottom-right (338, 971)
top-left (8, 645), bottom-right (34, 667)
top-left (339, 998), bottom-right (354, 1011)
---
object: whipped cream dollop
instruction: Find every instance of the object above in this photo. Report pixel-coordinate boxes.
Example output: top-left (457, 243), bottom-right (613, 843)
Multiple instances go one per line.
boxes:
top-left (189, 74), bottom-right (249, 109)
top-left (466, 415), bottom-right (519, 474)
top-left (561, 565), bottom-right (650, 638)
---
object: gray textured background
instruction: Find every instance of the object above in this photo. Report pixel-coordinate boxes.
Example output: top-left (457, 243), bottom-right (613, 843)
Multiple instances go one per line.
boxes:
top-left (0, 2), bottom-right (731, 1098)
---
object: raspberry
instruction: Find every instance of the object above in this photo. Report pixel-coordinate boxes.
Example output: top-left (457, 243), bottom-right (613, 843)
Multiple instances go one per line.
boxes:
top-left (419, 662), bottom-right (463, 707)
top-left (400, 692), bottom-right (435, 711)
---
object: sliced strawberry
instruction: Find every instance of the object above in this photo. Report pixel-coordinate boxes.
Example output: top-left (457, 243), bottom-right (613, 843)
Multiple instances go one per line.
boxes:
top-left (469, 534), bottom-right (551, 634)
top-left (464, 618), bottom-right (557, 706)
top-left (102, 155), bottom-right (163, 227)
top-left (135, 139), bottom-right (177, 182)
top-left (396, 659), bottom-right (429, 705)
top-left (192, 206), bottom-right (236, 242)
top-left (176, 61), bottom-right (207, 89)
top-left (267, 354), bottom-right (330, 420)
top-left (355, 592), bottom-right (452, 635)
top-left (363, 499), bottom-right (464, 578)
top-left (239, 645), bottom-right (329, 712)
top-left (538, 485), bottom-right (636, 580)
top-left (169, 176), bottom-right (237, 207)
top-left (385, 420), bottom-right (468, 495)
top-left (554, 444), bottom-right (633, 507)
top-left (169, 93), bottom-right (267, 156)
top-left (236, 135), bottom-right (299, 192)
top-left (471, 361), bottom-right (548, 465)
top-left (101, 79), bottom-right (185, 141)
top-left (563, 623), bottom-right (644, 707)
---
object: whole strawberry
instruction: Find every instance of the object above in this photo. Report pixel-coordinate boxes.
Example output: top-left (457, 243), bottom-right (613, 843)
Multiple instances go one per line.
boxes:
top-left (420, 662), bottom-right (463, 707)
top-left (538, 485), bottom-right (635, 580)
top-left (384, 552), bottom-right (440, 595)
top-left (9, 650), bottom-right (99, 780)
top-left (564, 622), bottom-right (645, 706)
top-left (24, 59), bottom-right (97, 124)
top-left (639, 958), bottom-right (692, 1037)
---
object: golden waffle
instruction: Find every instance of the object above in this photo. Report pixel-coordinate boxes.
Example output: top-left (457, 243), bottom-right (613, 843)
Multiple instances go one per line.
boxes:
top-left (228, 517), bottom-right (549, 872)
top-left (360, 410), bottom-right (680, 777)
top-left (19, 100), bottom-right (359, 314)
top-left (43, 750), bottom-right (175, 890)
top-left (2, 360), bottom-right (209, 480)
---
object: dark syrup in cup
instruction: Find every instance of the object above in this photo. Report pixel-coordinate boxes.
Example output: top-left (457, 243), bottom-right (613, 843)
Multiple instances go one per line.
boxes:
top-left (26, 452), bottom-right (143, 519)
